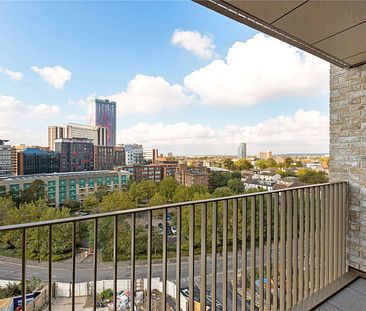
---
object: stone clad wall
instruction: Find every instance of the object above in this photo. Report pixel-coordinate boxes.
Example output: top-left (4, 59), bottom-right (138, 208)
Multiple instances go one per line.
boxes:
top-left (329, 63), bottom-right (366, 270)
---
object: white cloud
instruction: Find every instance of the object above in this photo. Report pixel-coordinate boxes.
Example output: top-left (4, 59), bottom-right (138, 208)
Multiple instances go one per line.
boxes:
top-left (118, 110), bottom-right (329, 155)
top-left (184, 33), bottom-right (329, 107)
top-left (107, 74), bottom-right (191, 116)
top-left (0, 67), bottom-right (23, 81)
top-left (0, 95), bottom-right (60, 145)
top-left (31, 65), bottom-right (71, 89)
top-left (171, 29), bottom-right (215, 59)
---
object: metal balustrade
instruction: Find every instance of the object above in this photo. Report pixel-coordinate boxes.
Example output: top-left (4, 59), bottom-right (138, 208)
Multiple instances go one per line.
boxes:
top-left (0, 181), bottom-right (347, 310)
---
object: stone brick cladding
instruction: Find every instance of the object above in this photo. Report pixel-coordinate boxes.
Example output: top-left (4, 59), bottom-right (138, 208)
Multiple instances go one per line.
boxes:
top-left (329, 63), bottom-right (366, 270)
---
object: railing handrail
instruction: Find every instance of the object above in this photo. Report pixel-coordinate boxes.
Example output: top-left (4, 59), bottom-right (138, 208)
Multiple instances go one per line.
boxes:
top-left (0, 181), bottom-right (346, 232)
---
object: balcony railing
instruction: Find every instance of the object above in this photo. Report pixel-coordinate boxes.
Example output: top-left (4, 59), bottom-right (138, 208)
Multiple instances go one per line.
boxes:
top-left (0, 181), bottom-right (347, 311)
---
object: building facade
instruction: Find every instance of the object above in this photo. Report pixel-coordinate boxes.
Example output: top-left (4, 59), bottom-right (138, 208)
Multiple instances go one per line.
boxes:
top-left (0, 170), bottom-right (129, 208)
top-left (113, 145), bottom-right (125, 167)
top-left (0, 140), bottom-right (11, 177)
top-left (65, 123), bottom-right (108, 146)
top-left (48, 126), bottom-right (64, 150)
top-left (17, 148), bottom-right (60, 175)
top-left (143, 148), bottom-right (159, 163)
top-left (256, 151), bottom-right (273, 160)
top-left (125, 144), bottom-right (143, 165)
top-left (93, 145), bottom-right (114, 171)
top-left (175, 164), bottom-right (209, 188)
top-left (55, 138), bottom-right (94, 172)
top-left (88, 99), bottom-right (116, 146)
top-left (237, 142), bottom-right (247, 159)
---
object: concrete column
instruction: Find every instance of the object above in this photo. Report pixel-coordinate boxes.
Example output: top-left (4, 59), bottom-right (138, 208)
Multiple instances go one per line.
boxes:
top-left (329, 64), bottom-right (366, 271)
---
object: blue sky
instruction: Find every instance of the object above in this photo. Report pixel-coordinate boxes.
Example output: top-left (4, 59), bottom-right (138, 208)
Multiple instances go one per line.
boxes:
top-left (0, 1), bottom-right (330, 155)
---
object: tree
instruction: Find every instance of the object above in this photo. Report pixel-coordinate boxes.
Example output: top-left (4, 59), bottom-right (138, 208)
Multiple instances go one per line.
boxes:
top-left (297, 169), bottom-right (329, 184)
top-left (129, 180), bottom-right (158, 204)
top-left (208, 172), bottom-right (231, 193)
top-left (17, 180), bottom-right (46, 205)
top-left (235, 159), bottom-right (253, 170)
top-left (0, 197), bottom-right (16, 225)
top-left (266, 158), bottom-right (277, 168)
top-left (255, 159), bottom-right (268, 169)
top-left (158, 178), bottom-right (179, 201)
top-left (277, 169), bottom-right (297, 178)
top-left (63, 199), bottom-right (80, 212)
top-left (82, 195), bottom-right (99, 211)
top-left (284, 157), bottom-right (294, 168)
top-left (222, 158), bottom-right (236, 170)
top-left (212, 187), bottom-right (234, 198)
top-left (228, 178), bottom-right (244, 194)
top-left (149, 192), bottom-right (168, 206)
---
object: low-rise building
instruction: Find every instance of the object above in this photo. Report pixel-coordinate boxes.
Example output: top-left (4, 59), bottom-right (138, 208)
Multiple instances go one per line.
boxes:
top-left (17, 148), bottom-right (60, 175)
top-left (175, 164), bottom-right (209, 188)
top-left (113, 145), bottom-right (125, 167)
top-left (256, 151), bottom-right (273, 160)
top-left (0, 170), bottom-right (129, 208)
top-left (125, 144), bottom-right (143, 165)
top-left (93, 145), bottom-right (114, 170)
top-left (119, 162), bottom-right (179, 182)
top-left (0, 139), bottom-right (11, 177)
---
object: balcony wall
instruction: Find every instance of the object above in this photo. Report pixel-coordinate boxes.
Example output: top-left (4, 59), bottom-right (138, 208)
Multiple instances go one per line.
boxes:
top-left (329, 63), bottom-right (366, 271)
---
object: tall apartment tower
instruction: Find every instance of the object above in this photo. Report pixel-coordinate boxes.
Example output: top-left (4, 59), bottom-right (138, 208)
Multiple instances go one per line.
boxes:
top-left (0, 139), bottom-right (11, 177)
top-left (88, 99), bottom-right (116, 146)
top-left (238, 142), bottom-right (247, 159)
top-left (48, 126), bottom-right (64, 150)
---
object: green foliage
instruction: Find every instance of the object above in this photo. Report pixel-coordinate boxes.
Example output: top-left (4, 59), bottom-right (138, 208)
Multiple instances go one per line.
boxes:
top-left (149, 192), bottom-right (168, 206)
top-left (297, 169), bottom-right (329, 184)
top-left (222, 158), bottom-right (236, 170)
top-left (62, 199), bottom-right (81, 212)
top-left (15, 180), bottom-right (46, 205)
top-left (212, 187), bottom-right (234, 198)
top-left (255, 159), bottom-right (269, 169)
top-left (208, 172), bottom-right (231, 193)
top-left (129, 180), bottom-right (158, 204)
top-left (98, 288), bottom-right (113, 301)
top-left (158, 178), bottom-right (179, 201)
top-left (0, 277), bottom-right (41, 299)
top-left (277, 170), bottom-right (297, 178)
top-left (235, 159), bottom-right (253, 170)
top-left (284, 157), bottom-right (294, 168)
top-left (228, 178), bottom-right (245, 194)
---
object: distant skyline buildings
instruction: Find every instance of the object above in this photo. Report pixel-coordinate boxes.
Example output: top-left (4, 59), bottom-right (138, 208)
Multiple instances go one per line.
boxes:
top-left (238, 142), bottom-right (247, 159)
top-left (0, 140), bottom-right (11, 177)
top-left (88, 99), bottom-right (117, 146)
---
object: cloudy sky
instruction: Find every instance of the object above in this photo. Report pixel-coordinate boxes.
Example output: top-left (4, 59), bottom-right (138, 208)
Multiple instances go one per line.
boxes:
top-left (0, 1), bottom-right (329, 155)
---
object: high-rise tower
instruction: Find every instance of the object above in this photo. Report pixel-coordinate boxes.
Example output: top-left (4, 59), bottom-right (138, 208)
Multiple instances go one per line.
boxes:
top-left (88, 99), bottom-right (116, 146)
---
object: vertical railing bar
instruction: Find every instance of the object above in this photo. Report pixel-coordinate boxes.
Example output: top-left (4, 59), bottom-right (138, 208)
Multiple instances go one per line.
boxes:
top-left (304, 188), bottom-right (310, 298)
top-left (242, 198), bottom-right (247, 311)
top-left (232, 199), bottom-right (238, 311)
top-left (310, 187), bottom-right (315, 295)
top-left (342, 182), bottom-right (347, 274)
top-left (338, 183), bottom-right (342, 277)
top-left (329, 184), bottom-right (334, 282)
top-left (333, 184), bottom-right (339, 279)
top-left (280, 192), bottom-right (286, 311)
top-left (93, 219), bottom-right (97, 311)
top-left (72, 221), bottom-right (77, 311)
top-left (131, 214), bottom-right (136, 311)
top-left (315, 187), bottom-right (321, 292)
top-left (200, 203), bottom-right (207, 311)
top-left (189, 204), bottom-right (195, 311)
top-left (113, 216), bottom-right (118, 311)
top-left (259, 195), bottom-right (264, 310)
top-left (292, 189), bottom-right (298, 305)
top-left (299, 188), bottom-right (304, 301)
top-left (325, 185), bottom-right (330, 285)
top-left (212, 202), bottom-right (217, 311)
top-left (147, 211), bottom-right (152, 311)
top-left (273, 193), bottom-right (279, 311)
top-left (286, 190), bottom-right (293, 309)
top-left (48, 225), bottom-right (52, 311)
top-left (250, 196), bottom-right (256, 311)
top-left (320, 186), bottom-right (325, 289)
top-left (176, 206), bottom-right (181, 311)
top-left (22, 228), bottom-right (26, 311)
top-left (162, 209), bottom-right (167, 311)
top-left (223, 199), bottom-right (228, 311)
top-left (265, 194), bottom-right (272, 311)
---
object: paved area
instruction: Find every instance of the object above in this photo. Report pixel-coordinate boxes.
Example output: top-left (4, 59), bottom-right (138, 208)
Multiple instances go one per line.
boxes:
top-left (315, 277), bottom-right (366, 311)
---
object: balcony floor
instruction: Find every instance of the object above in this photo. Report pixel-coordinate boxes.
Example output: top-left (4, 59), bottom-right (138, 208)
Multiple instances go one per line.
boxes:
top-left (314, 278), bottom-right (366, 311)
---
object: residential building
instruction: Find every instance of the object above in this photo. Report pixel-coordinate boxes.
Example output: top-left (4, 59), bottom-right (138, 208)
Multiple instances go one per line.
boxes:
top-left (0, 170), bottom-right (129, 207)
top-left (143, 148), bottom-right (159, 163)
top-left (175, 164), bottom-right (209, 188)
top-left (113, 145), bottom-right (125, 167)
top-left (93, 145), bottom-right (114, 171)
top-left (125, 144), bottom-right (143, 165)
top-left (55, 138), bottom-right (94, 172)
top-left (120, 162), bottom-right (179, 182)
top-left (0, 140), bottom-right (11, 177)
top-left (256, 151), bottom-right (273, 160)
top-left (48, 126), bottom-right (64, 150)
top-left (65, 123), bottom-right (108, 146)
top-left (237, 142), bottom-right (247, 159)
top-left (16, 148), bottom-right (60, 175)
top-left (88, 98), bottom-right (116, 146)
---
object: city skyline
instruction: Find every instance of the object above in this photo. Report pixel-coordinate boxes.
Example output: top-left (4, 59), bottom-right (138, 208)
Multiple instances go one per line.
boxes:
top-left (0, 1), bottom-right (329, 155)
